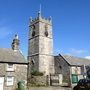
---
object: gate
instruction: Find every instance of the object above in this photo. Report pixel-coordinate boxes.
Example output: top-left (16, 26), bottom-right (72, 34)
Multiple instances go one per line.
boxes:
top-left (50, 74), bottom-right (59, 86)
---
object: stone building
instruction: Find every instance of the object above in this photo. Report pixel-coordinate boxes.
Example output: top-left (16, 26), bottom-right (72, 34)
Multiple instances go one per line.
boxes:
top-left (54, 54), bottom-right (90, 86)
top-left (28, 10), bottom-right (54, 75)
top-left (0, 35), bottom-right (27, 90)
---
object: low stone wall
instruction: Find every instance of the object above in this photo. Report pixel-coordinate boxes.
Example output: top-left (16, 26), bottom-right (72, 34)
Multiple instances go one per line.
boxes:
top-left (30, 76), bottom-right (49, 86)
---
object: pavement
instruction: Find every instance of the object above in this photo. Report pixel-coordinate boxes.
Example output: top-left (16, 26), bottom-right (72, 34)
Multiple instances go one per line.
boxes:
top-left (28, 86), bottom-right (72, 90)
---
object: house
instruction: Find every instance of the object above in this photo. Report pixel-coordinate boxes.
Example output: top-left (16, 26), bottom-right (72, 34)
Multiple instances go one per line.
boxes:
top-left (0, 35), bottom-right (28, 90)
top-left (54, 54), bottom-right (90, 86)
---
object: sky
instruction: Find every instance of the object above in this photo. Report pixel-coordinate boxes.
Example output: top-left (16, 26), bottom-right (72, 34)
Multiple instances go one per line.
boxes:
top-left (0, 0), bottom-right (90, 59)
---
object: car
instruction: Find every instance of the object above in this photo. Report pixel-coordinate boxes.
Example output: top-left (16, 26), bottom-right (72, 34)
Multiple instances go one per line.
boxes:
top-left (73, 79), bottom-right (90, 90)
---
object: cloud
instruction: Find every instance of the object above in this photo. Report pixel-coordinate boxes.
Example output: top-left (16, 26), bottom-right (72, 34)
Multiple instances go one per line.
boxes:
top-left (0, 27), bottom-right (12, 39)
top-left (69, 48), bottom-right (88, 54)
top-left (85, 56), bottom-right (90, 59)
top-left (64, 53), bottom-right (72, 56)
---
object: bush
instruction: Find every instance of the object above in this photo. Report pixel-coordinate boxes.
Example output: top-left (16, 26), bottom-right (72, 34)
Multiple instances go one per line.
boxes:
top-left (63, 76), bottom-right (69, 83)
top-left (31, 70), bottom-right (43, 76)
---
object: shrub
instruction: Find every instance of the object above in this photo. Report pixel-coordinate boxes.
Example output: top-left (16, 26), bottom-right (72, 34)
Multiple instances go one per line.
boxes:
top-left (31, 70), bottom-right (43, 76)
top-left (63, 76), bottom-right (69, 83)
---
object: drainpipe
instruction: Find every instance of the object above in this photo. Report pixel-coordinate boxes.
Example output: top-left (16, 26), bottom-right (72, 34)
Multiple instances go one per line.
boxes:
top-left (70, 66), bottom-right (72, 88)
top-left (83, 64), bottom-right (87, 79)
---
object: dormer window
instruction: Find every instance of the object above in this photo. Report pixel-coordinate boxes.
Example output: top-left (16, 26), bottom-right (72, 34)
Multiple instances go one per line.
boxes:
top-left (6, 64), bottom-right (14, 71)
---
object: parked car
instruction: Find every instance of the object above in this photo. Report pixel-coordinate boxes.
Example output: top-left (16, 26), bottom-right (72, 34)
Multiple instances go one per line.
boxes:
top-left (73, 79), bottom-right (90, 90)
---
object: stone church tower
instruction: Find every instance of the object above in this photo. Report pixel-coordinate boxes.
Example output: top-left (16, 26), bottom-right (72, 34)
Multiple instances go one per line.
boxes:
top-left (28, 10), bottom-right (54, 75)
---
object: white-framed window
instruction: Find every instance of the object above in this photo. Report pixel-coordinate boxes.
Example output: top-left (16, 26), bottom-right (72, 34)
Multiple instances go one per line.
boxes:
top-left (71, 67), bottom-right (76, 74)
top-left (6, 76), bottom-right (14, 86)
top-left (6, 64), bottom-right (14, 71)
top-left (76, 67), bottom-right (81, 74)
top-left (71, 66), bottom-right (81, 74)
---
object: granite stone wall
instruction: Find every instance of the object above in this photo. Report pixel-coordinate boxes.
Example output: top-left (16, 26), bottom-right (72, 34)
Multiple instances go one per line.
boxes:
top-left (28, 16), bottom-right (54, 76)
top-left (54, 56), bottom-right (71, 85)
top-left (0, 63), bottom-right (27, 90)
top-left (29, 76), bottom-right (49, 86)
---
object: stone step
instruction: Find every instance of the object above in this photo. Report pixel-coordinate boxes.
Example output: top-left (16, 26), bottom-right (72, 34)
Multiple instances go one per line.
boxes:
top-left (51, 80), bottom-right (59, 83)
top-left (51, 83), bottom-right (59, 86)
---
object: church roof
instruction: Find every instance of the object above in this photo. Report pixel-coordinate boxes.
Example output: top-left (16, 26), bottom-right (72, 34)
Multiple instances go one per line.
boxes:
top-left (55, 54), bottom-right (90, 66)
top-left (0, 48), bottom-right (27, 64)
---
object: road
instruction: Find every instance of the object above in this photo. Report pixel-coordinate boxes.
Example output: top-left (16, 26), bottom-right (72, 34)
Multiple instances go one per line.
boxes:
top-left (28, 86), bottom-right (72, 90)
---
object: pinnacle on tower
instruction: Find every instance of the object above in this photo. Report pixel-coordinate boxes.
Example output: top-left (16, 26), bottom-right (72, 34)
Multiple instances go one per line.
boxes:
top-left (38, 4), bottom-right (42, 18)
top-left (12, 34), bottom-right (20, 51)
top-left (15, 34), bottom-right (19, 39)
top-left (30, 17), bottom-right (32, 22)
top-left (49, 16), bottom-right (52, 22)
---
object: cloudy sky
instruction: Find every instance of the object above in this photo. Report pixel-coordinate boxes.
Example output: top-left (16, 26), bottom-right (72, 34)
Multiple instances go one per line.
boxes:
top-left (0, 0), bottom-right (90, 59)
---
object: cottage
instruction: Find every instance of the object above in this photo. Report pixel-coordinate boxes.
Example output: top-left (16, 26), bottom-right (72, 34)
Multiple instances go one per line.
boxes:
top-left (54, 54), bottom-right (90, 86)
top-left (0, 35), bottom-right (27, 90)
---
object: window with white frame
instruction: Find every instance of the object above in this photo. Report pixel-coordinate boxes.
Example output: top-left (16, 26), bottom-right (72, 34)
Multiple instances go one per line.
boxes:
top-left (7, 64), bottom-right (14, 71)
top-left (6, 76), bottom-right (14, 86)
top-left (71, 67), bottom-right (76, 74)
top-left (71, 66), bottom-right (81, 74)
top-left (76, 67), bottom-right (81, 74)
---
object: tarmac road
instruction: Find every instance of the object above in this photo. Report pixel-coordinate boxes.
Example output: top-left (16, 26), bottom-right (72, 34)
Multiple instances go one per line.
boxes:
top-left (28, 86), bottom-right (72, 90)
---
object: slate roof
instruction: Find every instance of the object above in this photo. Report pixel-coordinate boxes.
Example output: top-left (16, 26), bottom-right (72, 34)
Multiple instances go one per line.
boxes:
top-left (0, 48), bottom-right (27, 64)
top-left (56, 54), bottom-right (90, 66)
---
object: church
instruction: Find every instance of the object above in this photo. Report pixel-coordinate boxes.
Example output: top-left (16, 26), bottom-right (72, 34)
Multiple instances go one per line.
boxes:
top-left (27, 9), bottom-right (90, 86)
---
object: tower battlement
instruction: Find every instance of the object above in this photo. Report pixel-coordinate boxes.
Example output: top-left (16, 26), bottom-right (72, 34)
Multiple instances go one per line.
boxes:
top-left (30, 16), bottom-right (52, 26)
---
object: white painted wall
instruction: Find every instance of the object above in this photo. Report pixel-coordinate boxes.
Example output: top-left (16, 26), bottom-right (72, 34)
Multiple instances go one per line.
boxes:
top-left (0, 77), bottom-right (4, 90)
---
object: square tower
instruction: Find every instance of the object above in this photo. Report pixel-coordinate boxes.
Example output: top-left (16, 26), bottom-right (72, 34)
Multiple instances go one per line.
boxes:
top-left (28, 12), bottom-right (54, 75)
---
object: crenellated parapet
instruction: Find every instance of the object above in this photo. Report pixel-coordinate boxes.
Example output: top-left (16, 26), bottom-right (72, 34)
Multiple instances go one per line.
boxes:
top-left (29, 16), bottom-right (52, 26)
top-left (29, 9), bottom-right (52, 25)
